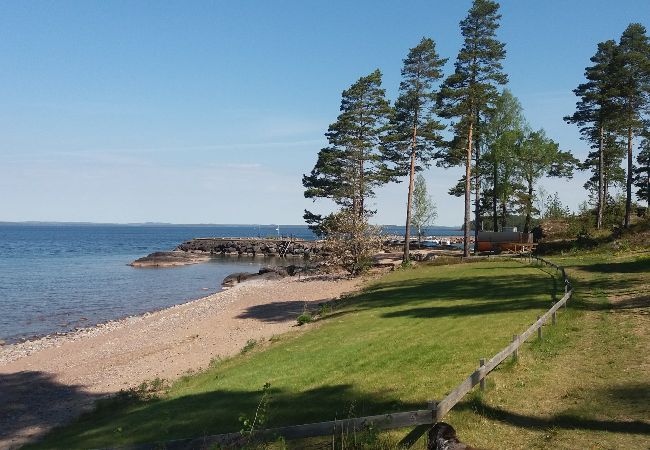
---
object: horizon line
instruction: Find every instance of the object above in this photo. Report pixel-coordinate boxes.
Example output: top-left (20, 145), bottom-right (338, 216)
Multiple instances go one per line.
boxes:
top-left (0, 221), bottom-right (461, 229)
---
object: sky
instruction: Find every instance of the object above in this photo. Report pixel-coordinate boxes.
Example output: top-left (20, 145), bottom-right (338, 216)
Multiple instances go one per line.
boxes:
top-left (1, 1), bottom-right (648, 226)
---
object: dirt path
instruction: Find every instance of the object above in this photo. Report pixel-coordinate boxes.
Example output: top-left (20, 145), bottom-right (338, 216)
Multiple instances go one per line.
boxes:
top-left (0, 275), bottom-right (360, 449)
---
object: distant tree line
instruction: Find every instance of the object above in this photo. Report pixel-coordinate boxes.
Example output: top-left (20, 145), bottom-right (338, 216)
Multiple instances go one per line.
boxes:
top-left (302, 0), bottom-right (649, 270)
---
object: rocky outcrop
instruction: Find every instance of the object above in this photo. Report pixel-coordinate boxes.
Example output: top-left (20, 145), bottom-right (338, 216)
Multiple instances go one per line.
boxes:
top-left (221, 265), bottom-right (299, 287)
top-left (129, 251), bottom-right (210, 268)
top-left (176, 238), bottom-right (321, 257)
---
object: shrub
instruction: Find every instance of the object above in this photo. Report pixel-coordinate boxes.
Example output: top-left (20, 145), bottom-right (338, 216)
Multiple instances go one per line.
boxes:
top-left (296, 313), bottom-right (312, 326)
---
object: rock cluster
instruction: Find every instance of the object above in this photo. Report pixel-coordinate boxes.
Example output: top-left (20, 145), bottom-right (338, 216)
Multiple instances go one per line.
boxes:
top-left (221, 265), bottom-right (299, 287)
top-left (176, 238), bottom-right (321, 258)
top-left (129, 251), bottom-right (210, 267)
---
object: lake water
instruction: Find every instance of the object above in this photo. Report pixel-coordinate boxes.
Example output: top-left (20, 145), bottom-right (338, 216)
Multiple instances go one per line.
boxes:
top-left (0, 223), bottom-right (461, 343)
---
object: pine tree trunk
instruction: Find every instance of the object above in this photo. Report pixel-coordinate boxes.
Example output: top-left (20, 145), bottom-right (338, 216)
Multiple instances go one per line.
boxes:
top-left (625, 126), bottom-right (633, 228)
top-left (404, 149), bottom-right (417, 263)
top-left (474, 137), bottom-right (481, 255)
top-left (597, 125), bottom-right (604, 229)
top-left (403, 110), bottom-right (419, 263)
top-left (501, 202), bottom-right (507, 229)
top-left (464, 122), bottom-right (473, 257)
top-left (492, 161), bottom-right (498, 231)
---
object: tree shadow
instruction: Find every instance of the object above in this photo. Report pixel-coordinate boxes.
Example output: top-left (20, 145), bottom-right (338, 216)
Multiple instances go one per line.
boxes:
top-left (456, 387), bottom-right (650, 435)
top-left (0, 371), bottom-right (103, 448)
top-left (39, 383), bottom-right (425, 448)
top-left (322, 269), bottom-right (560, 321)
top-left (577, 259), bottom-right (650, 274)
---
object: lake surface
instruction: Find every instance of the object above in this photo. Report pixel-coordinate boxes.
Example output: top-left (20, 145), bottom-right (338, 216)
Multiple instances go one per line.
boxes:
top-left (0, 223), bottom-right (461, 343)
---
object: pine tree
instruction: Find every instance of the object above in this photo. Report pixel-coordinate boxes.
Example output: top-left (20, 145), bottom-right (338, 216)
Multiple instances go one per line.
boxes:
top-left (384, 37), bottom-right (446, 262)
top-left (516, 129), bottom-right (578, 233)
top-left (613, 23), bottom-right (650, 227)
top-left (580, 131), bottom-right (626, 207)
top-left (438, 0), bottom-right (507, 256)
top-left (565, 40), bottom-right (619, 229)
top-left (303, 70), bottom-right (393, 231)
top-left (635, 136), bottom-right (650, 205)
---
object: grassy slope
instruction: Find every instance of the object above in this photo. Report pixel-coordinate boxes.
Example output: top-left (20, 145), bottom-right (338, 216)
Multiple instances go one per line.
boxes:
top-left (31, 236), bottom-right (650, 450)
top-left (32, 260), bottom-right (560, 449)
top-left (449, 249), bottom-right (650, 449)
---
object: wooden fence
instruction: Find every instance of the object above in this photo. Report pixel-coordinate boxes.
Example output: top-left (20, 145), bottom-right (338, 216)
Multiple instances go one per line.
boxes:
top-left (113, 255), bottom-right (573, 450)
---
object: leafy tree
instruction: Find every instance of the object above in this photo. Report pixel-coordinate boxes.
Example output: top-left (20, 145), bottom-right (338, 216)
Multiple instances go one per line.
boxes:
top-left (635, 136), bottom-right (650, 205)
top-left (303, 70), bottom-right (393, 232)
top-left (516, 129), bottom-right (578, 233)
top-left (410, 174), bottom-right (437, 245)
top-left (383, 37), bottom-right (446, 262)
top-left (437, 0), bottom-right (507, 256)
top-left (565, 40), bottom-right (619, 229)
top-left (321, 209), bottom-right (383, 276)
top-left (612, 23), bottom-right (650, 227)
top-left (482, 90), bottom-right (526, 230)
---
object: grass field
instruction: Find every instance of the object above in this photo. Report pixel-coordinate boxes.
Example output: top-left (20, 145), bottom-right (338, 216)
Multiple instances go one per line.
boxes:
top-left (30, 250), bottom-right (650, 449)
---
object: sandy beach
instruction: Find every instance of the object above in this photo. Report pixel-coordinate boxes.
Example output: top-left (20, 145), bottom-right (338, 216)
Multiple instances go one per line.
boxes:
top-left (0, 274), bottom-right (361, 449)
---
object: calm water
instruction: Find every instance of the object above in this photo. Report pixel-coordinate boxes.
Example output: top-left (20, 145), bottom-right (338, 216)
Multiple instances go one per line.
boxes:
top-left (0, 223), bottom-right (461, 343)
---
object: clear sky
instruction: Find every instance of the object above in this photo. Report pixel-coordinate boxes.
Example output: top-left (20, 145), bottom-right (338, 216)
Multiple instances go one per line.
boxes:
top-left (1, 1), bottom-right (648, 226)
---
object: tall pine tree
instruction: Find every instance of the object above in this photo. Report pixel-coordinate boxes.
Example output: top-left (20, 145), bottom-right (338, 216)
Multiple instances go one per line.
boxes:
top-left (384, 37), bottom-right (446, 262)
top-left (565, 40), bottom-right (619, 229)
top-left (303, 70), bottom-right (393, 232)
top-left (438, 0), bottom-right (507, 256)
top-left (613, 23), bottom-right (650, 228)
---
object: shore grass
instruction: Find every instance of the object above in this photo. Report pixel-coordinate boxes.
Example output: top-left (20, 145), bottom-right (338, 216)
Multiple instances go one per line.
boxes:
top-left (30, 249), bottom-right (650, 449)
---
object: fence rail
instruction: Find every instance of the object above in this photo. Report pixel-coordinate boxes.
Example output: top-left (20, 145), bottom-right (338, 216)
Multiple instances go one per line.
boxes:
top-left (111, 255), bottom-right (573, 450)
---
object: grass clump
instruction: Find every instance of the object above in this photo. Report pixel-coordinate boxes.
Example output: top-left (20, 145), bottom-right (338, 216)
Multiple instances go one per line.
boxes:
top-left (241, 339), bottom-right (258, 354)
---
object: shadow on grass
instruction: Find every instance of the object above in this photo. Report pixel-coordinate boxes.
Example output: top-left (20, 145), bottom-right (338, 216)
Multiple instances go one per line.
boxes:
top-left (0, 371), bottom-right (103, 446)
top-left (38, 383), bottom-right (424, 448)
top-left (235, 264), bottom-right (561, 325)
top-left (457, 393), bottom-right (650, 435)
top-left (578, 259), bottom-right (650, 274)
top-left (328, 270), bottom-right (559, 319)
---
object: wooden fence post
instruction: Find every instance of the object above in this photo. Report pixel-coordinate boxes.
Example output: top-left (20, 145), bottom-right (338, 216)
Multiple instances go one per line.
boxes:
top-left (512, 335), bottom-right (518, 361)
top-left (479, 359), bottom-right (486, 391)
top-left (537, 316), bottom-right (543, 339)
top-left (552, 308), bottom-right (557, 325)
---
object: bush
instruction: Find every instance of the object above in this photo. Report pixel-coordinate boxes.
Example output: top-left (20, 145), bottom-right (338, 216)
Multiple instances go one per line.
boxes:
top-left (296, 313), bottom-right (313, 326)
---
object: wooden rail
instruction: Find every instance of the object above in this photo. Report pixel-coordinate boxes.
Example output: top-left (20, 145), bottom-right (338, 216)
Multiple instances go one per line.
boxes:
top-left (108, 255), bottom-right (573, 450)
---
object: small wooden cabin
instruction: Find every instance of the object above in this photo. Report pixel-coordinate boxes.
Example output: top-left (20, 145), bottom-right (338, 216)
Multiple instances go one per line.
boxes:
top-left (476, 230), bottom-right (535, 253)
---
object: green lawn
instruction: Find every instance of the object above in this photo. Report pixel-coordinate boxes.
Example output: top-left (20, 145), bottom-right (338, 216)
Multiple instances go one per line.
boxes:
top-left (32, 260), bottom-right (561, 449)
top-left (448, 249), bottom-right (650, 449)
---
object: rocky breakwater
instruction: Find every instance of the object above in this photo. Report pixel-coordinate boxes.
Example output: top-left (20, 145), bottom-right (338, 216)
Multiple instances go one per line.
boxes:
top-left (130, 238), bottom-right (323, 267)
top-left (176, 237), bottom-right (321, 258)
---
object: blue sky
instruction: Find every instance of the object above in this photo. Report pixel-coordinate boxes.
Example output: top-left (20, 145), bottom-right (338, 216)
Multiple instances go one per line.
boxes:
top-left (1, 1), bottom-right (648, 226)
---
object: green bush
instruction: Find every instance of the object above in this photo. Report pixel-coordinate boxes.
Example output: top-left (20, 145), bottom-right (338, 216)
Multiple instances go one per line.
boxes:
top-left (296, 313), bottom-right (313, 326)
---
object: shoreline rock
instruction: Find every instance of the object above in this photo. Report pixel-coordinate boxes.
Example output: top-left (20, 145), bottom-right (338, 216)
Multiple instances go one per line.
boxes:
top-left (221, 265), bottom-right (299, 287)
top-left (129, 251), bottom-right (211, 267)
